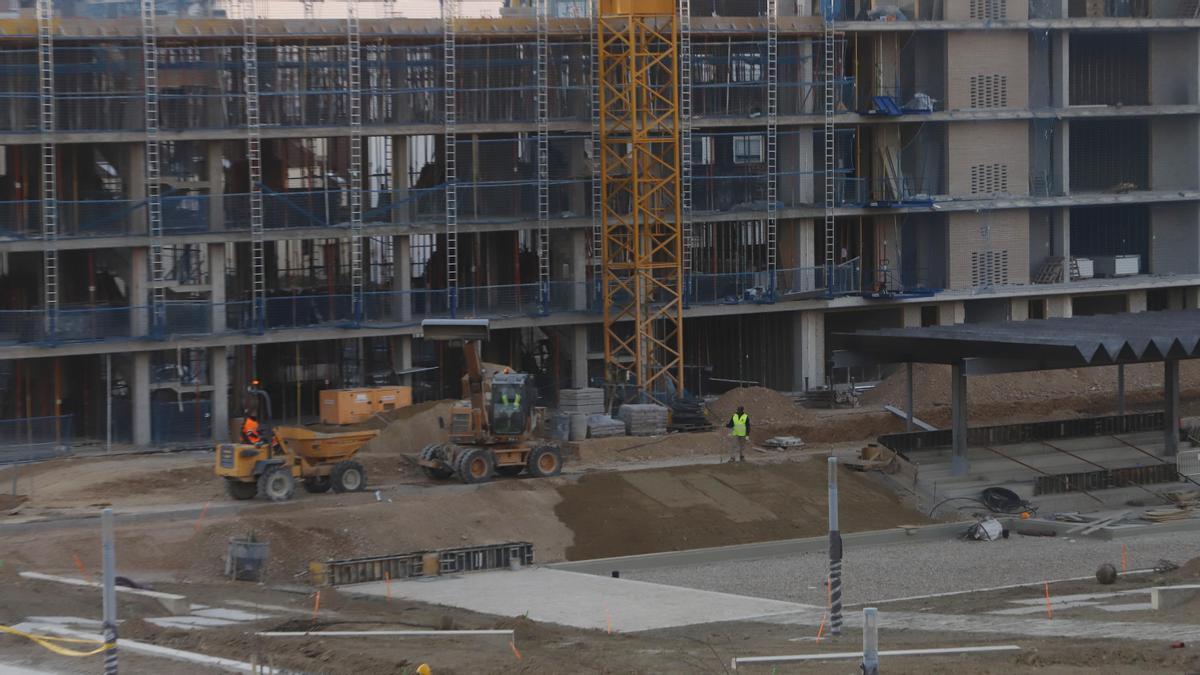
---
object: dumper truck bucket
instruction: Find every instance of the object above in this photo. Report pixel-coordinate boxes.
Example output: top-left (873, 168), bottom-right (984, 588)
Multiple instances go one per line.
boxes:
top-left (420, 318), bottom-right (491, 342)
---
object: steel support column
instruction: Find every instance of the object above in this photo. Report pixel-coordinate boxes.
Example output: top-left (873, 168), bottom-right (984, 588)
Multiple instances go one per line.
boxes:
top-left (951, 360), bottom-right (969, 476)
top-left (598, 1), bottom-right (684, 401)
top-left (1165, 359), bottom-right (1180, 457)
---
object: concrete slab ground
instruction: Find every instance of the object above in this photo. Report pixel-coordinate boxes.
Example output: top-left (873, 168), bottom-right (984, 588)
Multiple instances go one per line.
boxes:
top-left (341, 568), bottom-right (823, 632)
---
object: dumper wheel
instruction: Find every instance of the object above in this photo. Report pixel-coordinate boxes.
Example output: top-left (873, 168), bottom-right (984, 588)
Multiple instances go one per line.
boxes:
top-left (496, 466), bottom-right (524, 478)
top-left (331, 460), bottom-right (367, 493)
top-left (456, 449), bottom-right (494, 484)
top-left (527, 445), bottom-right (563, 478)
top-left (225, 478), bottom-right (258, 500)
top-left (302, 476), bottom-right (332, 494)
top-left (257, 467), bottom-right (296, 502)
top-left (420, 443), bottom-right (454, 480)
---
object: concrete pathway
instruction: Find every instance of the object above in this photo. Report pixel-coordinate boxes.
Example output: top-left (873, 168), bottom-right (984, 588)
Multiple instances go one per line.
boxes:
top-left (342, 568), bottom-right (822, 633)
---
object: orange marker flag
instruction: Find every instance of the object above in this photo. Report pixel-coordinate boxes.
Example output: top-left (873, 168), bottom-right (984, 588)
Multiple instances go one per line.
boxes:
top-left (1043, 582), bottom-right (1054, 620)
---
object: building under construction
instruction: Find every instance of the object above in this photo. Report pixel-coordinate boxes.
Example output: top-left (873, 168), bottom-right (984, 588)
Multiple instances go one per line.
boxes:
top-left (3, 0), bottom-right (1200, 448)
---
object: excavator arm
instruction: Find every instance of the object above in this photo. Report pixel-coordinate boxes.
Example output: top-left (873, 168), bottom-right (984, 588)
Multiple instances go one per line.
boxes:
top-left (421, 319), bottom-right (493, 434)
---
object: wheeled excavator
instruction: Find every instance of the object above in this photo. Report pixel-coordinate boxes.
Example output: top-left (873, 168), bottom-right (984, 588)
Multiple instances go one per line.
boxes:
top-left (416, 319), bottom-right (564, 483)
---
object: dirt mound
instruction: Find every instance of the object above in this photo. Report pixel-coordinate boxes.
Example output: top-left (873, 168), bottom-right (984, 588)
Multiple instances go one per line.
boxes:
top-left (1174, 555), bottom-right (1200, 580)
top-left (0, 494), bottom-right (27, 511)
top-left (555, 460), bottom-right (928, 560)
top-left (359, 400), bottom-right (455, 458)
top-left (710, 386), bottom-right (799, 426)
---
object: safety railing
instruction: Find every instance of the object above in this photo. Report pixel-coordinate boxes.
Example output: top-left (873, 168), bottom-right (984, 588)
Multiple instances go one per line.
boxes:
top-left (0, 415), bottom-right (72, 463)
top-left (1031, 0), bottom-right (1200, 18)
top-left (686, 262), bottom-right (861, 306)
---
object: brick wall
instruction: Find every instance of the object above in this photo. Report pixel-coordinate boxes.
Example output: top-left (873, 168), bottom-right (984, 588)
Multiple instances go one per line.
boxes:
top-left (946, 32), bottom-right (1030, 110)
top-left (947, 121), bottom-right (1030, 197)
top-left (947, 210), bottom-right (1031, 289)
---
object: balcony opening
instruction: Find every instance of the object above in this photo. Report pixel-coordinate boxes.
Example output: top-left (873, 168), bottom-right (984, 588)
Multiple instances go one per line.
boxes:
top-left (1069, 204), bottom-right (1150, 278)
top-left (1069, 119), bottom-right (1149, 193)
top-left (1070, 33), bottom-right (1148, 106)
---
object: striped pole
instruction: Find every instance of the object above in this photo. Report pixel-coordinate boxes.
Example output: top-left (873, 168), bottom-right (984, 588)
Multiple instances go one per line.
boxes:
top-left (828, 456), bottom-right (843, 636)
top-left (101, 507), bottom-right (118, 674)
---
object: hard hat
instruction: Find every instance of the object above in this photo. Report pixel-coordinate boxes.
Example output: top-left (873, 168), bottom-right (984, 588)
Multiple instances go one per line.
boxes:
top-left (416, 665), bottom-right (432, 675)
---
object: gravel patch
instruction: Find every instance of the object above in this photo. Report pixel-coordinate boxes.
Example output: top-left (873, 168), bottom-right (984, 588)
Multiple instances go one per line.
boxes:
top-left (627, 531), bottom-right (1200, 606)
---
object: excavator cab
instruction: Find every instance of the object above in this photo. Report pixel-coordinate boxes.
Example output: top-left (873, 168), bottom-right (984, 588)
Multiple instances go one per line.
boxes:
top-left (490, 372), bottom-right (533, 437)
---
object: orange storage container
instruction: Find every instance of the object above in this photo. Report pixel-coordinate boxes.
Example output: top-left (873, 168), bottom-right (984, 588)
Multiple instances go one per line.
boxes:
top-left (372, 386), bottom-right (413, 413)
top-left (319, 389), bottom-right (375, 425)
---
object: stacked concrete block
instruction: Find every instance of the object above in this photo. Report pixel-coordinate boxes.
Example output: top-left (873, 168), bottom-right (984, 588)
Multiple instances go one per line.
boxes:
top-left (617, 404), bottom-right (669, 437)
top-left (586, 414), bottom-right (626, 439)
top-left (559, 388), bottom-right (606, 415)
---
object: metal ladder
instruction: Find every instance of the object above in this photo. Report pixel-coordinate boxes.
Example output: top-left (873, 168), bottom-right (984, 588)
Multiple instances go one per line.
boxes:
top-left (142, 0), bottom-right (166, 335)
top-left (348, 0), bottom-right (364, 324)
top-left (443, 0), bottom-right (459, 317)
top-left (679, 0), bottom-right (693, 302)
top-left (765, 0), bottom-right (778, 298)
top-left (589, 0), bottom-right (602, 305)
top-left (242, 0), bottom-right (265, 333)
top-left (822, 5), bottom-right (836, 297)
top-left (536, 0), bottom-right (550, 313)
top-left (36, 0), bottom-right (57, 339)
top-left (303, 0), bottom-right (314, 19)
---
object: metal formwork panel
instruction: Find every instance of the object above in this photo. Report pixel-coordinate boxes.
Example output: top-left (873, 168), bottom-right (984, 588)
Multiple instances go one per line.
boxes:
top-left (598, 7), bottom-right (684, 401)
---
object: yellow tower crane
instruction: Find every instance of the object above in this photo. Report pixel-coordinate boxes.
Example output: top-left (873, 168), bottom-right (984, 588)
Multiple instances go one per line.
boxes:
top-left (597, 0), bottom-right (684, 403)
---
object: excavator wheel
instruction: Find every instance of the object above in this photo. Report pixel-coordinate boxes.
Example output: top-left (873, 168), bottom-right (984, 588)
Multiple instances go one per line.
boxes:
top-left (302, 476), bottom-right (332, 494)
top-left (257, 467), bottom-right (296, 502)
top-left (420, 443), bottom-right (455, 480)
top-left (331, 460), bottom-right (367, 493)
top-left (225, 478), bottom-right (258, 500)
top-left (495, 466), bottom-right (524, 478)
top-left (456, 448), bottom-right (494, 484)
top-left (527, 445), bottom-right (563, 478)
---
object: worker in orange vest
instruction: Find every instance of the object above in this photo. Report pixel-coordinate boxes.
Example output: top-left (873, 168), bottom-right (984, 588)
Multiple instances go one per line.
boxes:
top-left (241, 414), bottom-right (262, 445)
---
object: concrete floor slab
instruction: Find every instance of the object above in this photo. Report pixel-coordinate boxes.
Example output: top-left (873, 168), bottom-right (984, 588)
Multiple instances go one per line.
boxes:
top-left (342, 568), bottom-right (823, 633)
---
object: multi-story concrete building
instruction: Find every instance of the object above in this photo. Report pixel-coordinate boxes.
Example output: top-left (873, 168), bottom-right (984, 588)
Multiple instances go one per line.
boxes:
top-left (3, 0), bottom-right (1199, 450)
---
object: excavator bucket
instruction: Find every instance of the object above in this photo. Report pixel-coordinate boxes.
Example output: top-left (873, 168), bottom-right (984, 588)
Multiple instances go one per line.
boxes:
top-left (420, 319), bottom-right (491, 342)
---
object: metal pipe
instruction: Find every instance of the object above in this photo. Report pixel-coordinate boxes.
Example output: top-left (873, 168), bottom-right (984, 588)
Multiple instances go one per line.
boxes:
top-left (101, 507), bottom-right (118, 674)
top-left (828, 455), bottom-right (843, 636)
top-left (105, 354), bottom-right (112, 453)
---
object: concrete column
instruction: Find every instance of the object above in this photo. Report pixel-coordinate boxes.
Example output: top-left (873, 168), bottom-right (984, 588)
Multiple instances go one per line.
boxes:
top-left (951, 361), bottom-right (968, 477)
top-left (1185, 287), bottom-right (1200, 309)
top-left (1054, 209), bottom-right (1071, 279)
top-left (391, 136), bottom-right (410, 224)
top-left (1010, 298), bottom-right (1030, 321)
top-left (793, 310), bottom-right (826, 391)
top-left (938, 301), bottom-right (965, 325)
top-left (393, 235), bottom-right (412, 321)
top-left (1046, 295), bottom-right (1073, 318)
top-left (211, 346), bottom-right (229, 442)
top-left (1165, 359), bottom-right (1180, 457)
top-left (901, 304), bottom-right (922, 328)
top-left (1051, 32), bottom-right (1070, 108)
top-left (572, 324), bottom-right (588, 388)
top-left (127, 144), bottom-right (147, 235)
top-left (571, 228), bottom-right (588, 310)
top-left (132, 352), bottom-right (151, 447)
top-left (798, 219), bottom-right (816, 292)
top-left (206, 141), bottom-right (225, 232)
top-left (392, 335), bottom-right (414, 386)
top-left (209, 243), bottom-right (226, 333)
top-left (1127, 290), bottom-right (1148, 313)
top-left (129, 247), bottom-right (149, 336)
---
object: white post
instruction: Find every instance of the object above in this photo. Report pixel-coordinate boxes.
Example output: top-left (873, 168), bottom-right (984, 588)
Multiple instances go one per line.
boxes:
top-left (861, 607), bottom-right (879, 675)
top-left (101, 507), bottom-right (118, 674)
top-left (828, 456), bottom-right (843, 636)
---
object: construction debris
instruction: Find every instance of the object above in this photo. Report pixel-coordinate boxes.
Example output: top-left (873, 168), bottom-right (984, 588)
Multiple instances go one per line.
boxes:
top-left (559, 388), bottom-right (606, 415)
top-left (586, 414), bottom-right (626, 439)
top-left (618, 404), bottom-right (669, 437)
top-left (763, 436), bottom-right (805, 449)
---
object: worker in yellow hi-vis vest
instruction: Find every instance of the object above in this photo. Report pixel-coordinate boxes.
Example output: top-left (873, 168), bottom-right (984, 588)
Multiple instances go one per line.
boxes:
top-left (726, 406), bottom-right (750, 463)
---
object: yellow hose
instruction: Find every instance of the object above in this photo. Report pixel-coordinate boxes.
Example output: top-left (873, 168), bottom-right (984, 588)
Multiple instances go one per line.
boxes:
top-left (0, 624), bottom-right (114, 657)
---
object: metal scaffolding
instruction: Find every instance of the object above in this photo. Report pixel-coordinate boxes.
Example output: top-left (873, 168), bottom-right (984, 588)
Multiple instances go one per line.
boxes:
top-left (590, 0), bottom-right (603, 303)
top-left (348, 0), bottom-right (365, 324)
top-left (679, 0), bottom-right (693, 300)
top-left (599, 1), bottom-right (684, 400)
top-left (142, 0), bottom-right (166, 335)
top-left (242, 0), bottom-right (266, 333)
top-left (536, 0), bottom-right (551, 314)
top-left (766, 0), bottom-right (778, 298)
top-left (443, 0), bottom-right (459, 317)
top-left (822, 2), bottom-right (836, 297)
top-left (36, 0), bottom-right (57, 339)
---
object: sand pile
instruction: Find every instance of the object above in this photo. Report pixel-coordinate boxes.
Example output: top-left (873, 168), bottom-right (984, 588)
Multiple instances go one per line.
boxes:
top-left (359, 400), bottom-right (455, 457)
top-left (710, 386), bottom-right (799, 426)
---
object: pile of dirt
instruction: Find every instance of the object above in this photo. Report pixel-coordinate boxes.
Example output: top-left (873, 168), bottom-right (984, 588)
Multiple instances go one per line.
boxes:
top-left (555, 459), bottom-right (928, 560)
top-left (709, 386), bottom-right (800, 426)
top-left (359, 400), bottom-right (455, 458)
top-left (0, 494), bottom-right (27, 511)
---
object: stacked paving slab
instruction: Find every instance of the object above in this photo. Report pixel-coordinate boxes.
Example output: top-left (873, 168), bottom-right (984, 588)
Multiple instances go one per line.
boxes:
top-left (559, 388), bottom-right (606, 415)
top-left (586, 414), bottom-right (626, 438)
top-left (618, 404), bottom-right (669, 436)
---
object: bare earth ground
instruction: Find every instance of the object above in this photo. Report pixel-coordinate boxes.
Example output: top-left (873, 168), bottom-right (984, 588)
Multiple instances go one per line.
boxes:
top-left (2, 381), bottom-right (1200, 673)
